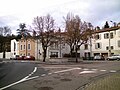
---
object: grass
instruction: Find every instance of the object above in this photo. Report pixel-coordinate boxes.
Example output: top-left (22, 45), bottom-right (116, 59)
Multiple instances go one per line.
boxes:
top-left (85, 73), bottom-right (120, 90)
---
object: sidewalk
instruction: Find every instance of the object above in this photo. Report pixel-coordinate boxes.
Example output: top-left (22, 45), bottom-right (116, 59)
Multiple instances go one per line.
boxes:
top-left (84, 71), bottom-right (120, 90)
top-left (34, 58), bottom-right (84, 65)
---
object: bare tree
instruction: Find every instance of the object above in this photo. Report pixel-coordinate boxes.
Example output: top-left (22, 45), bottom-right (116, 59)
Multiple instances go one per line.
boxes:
top-left (0, 26), bottom-right (11, 36)
top-left (64, 13), bottom-right (93, 62)
top-left (33, 14), bottom-right (55, 62)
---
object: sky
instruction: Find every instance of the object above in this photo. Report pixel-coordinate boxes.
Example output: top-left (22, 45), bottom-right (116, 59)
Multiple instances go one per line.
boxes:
top-left (0, 0), bottom-right (120, 34)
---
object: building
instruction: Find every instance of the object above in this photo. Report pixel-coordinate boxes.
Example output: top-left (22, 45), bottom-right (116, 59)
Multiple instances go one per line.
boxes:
top-left (10, 24), bottom-right (120, 60)
top-left (10, 39), bottom-right (19, 58)
top-left (18, 37), bottom-right (35, 57)
top-left (11, 32), bottom-right (70, 60)
top-left (80, 25), bottom-right (120, 59)
top-left (93, 26), bottom-right (120, 57)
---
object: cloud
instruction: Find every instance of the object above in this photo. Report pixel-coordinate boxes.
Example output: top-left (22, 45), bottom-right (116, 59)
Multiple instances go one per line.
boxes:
top-left (0, 0), bottom-right (119, 34)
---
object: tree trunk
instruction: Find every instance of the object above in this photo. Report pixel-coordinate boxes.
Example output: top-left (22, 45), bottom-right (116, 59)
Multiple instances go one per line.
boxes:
top-left (3, 51), bottom-right (5, 58)
top-left (75, 47), bottom-right (78, 62)
top-left (43, 49), bottom-right (47, 62)
top-left (70, 49), bottom-right (72, 57)
top-left (70, 46), bottom-right (74, 57)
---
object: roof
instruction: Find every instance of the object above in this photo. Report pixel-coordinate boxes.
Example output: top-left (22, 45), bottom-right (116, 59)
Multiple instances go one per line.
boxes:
top-left (94, 26), bottom-right (120, 34)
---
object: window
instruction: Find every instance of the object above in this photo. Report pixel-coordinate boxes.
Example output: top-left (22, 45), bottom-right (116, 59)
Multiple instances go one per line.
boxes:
top-left (24, 45), bottom-right (25, 49)
top-left (84, 44), bottom-right (88, 50)
top-left (95, 34), bottom-right (101, 40)
top-left (106, 46), bottom-right (109, 50)
top-left (104, 33), bottom-right (109, 39)
top-left (55, 42), bottom-right (58, 49)
top-left (106, 46), bottom-right (114, 50)
top-left (95, 43), bottom-right (101, 49)
top-left (118, 40), bottom-right (120, 47)
top-left (20, 45), bottom-right (22, 50)
top-left (28, 53), bottom-right (30, 56)
top-left (111, 46), bottom-right (114, 49)
top-left (28, 44), bottom-right (30, 50)
top-left (14, 42), bottom-right (16, 51)
top-left (110, 32), bottom-right (114, 39)
top-left (50, 52), bottom-right (58, 57)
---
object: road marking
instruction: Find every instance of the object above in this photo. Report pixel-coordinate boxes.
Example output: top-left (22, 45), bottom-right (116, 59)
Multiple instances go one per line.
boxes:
top-left (48, 73), bottom-right (52, 75)
top-left (41, 74), bottom-right (46, 77)
top-left (79, 71), bottom-right (96, 74)
top-left (100, 70), bottom-right (106, 72)
top-left (39, 67), bottom-right (74, 69)
top-left (83, 68), bottom-right (89, 71)
top-left (54, 68), bottom-right (81, 74)
top-left (110, 70), bottom-right (116, 73)
top-left (0, 67), bottom-right (38, 90)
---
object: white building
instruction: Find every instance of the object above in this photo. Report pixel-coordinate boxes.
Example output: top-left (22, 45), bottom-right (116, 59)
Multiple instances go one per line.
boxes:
top-left (93, 27), bottom-right (120, 56)
top-left (80, 25), bottom-right (120, 59)
top-left (34, 37), bottom-right (70, 60)
top-left (10, 39), bottom-right (19, 58)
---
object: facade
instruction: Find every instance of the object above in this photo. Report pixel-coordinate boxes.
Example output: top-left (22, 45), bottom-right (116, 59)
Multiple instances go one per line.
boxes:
top-left (11, 39), bottom-right (19, 58)
top-left (35, 33), bottom-right (70, 60)
top-left (80, 26), bottom-right (120, 59)
top-left (92, 27), bottom-right (120, 57)
top-left (18, 37), bottom-right (35, 57)
top-left (10, 25), bottom-right (120, 60)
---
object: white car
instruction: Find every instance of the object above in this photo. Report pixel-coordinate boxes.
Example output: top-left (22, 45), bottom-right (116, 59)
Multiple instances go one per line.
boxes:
top-left (107, 55), bottom-right (120, 61)
top-left (94, 55), bottom-right (105, 60)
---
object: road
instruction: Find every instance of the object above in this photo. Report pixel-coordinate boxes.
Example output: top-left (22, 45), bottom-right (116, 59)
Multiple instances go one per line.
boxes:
top-left (0, 61), bottom-right (47, 90)
top-left (0, 60), bottom-right (120, 90)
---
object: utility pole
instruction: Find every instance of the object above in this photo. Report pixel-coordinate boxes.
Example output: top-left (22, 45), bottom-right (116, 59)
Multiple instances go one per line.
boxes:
top-left (108, 31), bottom-right (111, 57)
top-left (59, 28), bottom-right (62, 58)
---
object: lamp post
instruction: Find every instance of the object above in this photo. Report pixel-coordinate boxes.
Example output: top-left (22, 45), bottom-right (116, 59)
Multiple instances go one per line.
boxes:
top-left (59, 28), bottom-right (62, 58)
top-left (108, 31), bottom-right (111, 57)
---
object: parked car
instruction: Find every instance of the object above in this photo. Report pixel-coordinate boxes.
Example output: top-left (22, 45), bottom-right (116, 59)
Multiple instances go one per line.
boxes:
top-left (10, 55), bottom-right (19, 60)
top-left (107, 55), bottom-right (120, 61)
top-left (94, 55), bottom-right (105, 60)
top-left (17, 56), bottom-right (25, 60)
top-left (24, 56), bottom-right (35, 60)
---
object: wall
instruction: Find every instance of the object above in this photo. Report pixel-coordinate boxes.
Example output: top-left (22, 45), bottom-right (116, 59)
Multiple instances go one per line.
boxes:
top-left (0, 52), bottom-right (11, 59)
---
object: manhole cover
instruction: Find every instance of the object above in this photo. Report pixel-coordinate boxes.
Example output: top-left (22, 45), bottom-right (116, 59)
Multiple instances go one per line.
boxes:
top-left (60, 78), bottom-right (72, 82)
top-left (38, 87), bottom-right (53, 90)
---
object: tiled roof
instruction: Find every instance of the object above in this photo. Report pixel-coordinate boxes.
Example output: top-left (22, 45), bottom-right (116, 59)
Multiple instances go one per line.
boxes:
top-left (94, 26), bottom-right (120, 34)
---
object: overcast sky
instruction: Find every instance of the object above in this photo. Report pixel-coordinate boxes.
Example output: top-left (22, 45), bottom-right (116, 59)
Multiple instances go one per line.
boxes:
top-left (0, 0), bottom-right (120, 34)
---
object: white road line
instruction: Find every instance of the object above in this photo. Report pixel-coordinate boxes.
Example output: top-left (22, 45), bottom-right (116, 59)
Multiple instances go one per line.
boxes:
top-left (48, 73), bottom-right (52, 75)
top-left (41, 74), bottom-right (46, 77)
top-left (0, 67), bottom-right (38, 90)
top-left (100, 70), bottom-right (107, 72)
top-left (83, 68), bottom-right (89, 71)
top-left (24, 67), bottom-right (37, 80)
top-left (33, 67), bottom-right (37, 72)
top-left (79, 71), bottom-right (96, 74)
top-left (39, 67), bottom-right (74, 69)
top-left (25, 76), bottom-right (39, 81)
top-left (54, 68), bottom-right (81, 74)
top-left (110, 70), bottom-right (116, 73)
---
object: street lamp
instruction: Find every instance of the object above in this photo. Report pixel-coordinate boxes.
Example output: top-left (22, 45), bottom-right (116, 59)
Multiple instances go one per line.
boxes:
top-left (59, 28), bottom-right (62, 58)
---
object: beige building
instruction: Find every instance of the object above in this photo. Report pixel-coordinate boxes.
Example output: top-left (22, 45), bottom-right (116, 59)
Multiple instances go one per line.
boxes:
top-left (18, 37), bottom-right (35, 57)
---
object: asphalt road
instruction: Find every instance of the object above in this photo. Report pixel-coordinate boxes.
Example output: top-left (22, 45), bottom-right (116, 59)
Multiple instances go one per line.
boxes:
top-left (0, 60), bottom-right (120, 90)
top-left (0, 61), bottom-right (47, 90)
